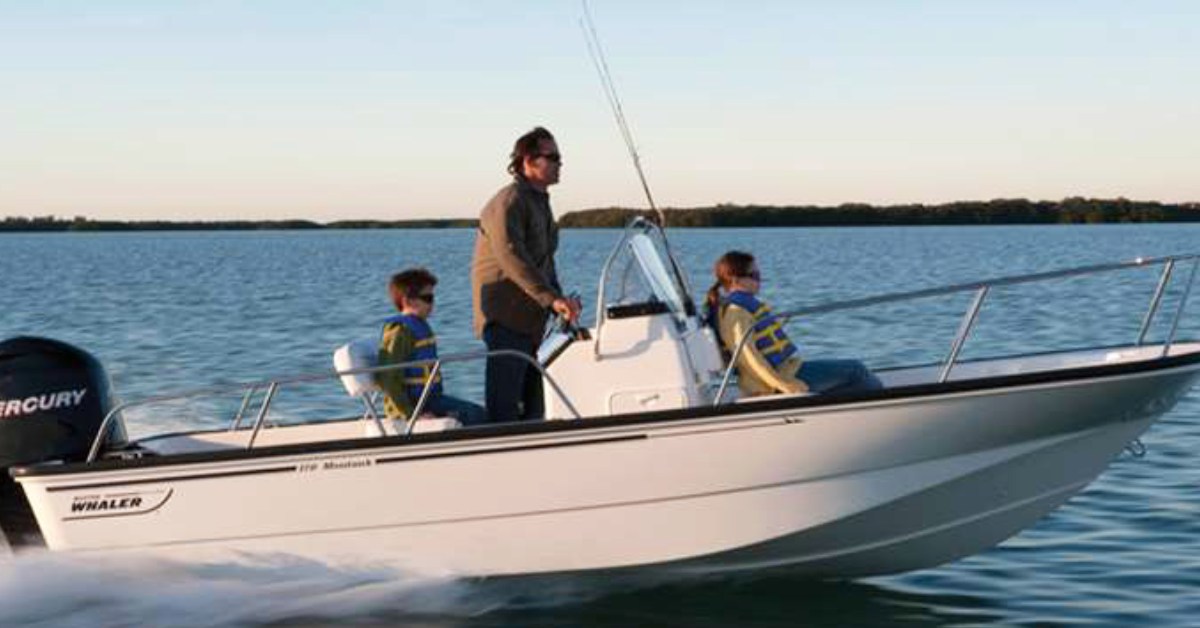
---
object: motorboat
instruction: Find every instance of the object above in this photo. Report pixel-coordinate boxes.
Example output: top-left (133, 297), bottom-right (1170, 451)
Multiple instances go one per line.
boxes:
top-left (2, 218), bottom-right (1198, 579)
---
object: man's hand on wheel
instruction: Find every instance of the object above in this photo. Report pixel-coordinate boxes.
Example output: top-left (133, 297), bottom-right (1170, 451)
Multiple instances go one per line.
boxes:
top-left (552, 296), bottom-right (581, 322)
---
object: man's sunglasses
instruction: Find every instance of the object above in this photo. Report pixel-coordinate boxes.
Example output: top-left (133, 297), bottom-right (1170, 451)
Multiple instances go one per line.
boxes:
top-left (537, 152), bottom-right (562, 164)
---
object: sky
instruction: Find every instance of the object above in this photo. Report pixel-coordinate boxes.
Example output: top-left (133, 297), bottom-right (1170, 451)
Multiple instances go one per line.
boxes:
top-left (1, 1), bottom-right (1198, 221)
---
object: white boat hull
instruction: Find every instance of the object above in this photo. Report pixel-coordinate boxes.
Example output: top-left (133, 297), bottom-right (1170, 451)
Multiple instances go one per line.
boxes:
top-left (14, 346), bottom-right (1200, 577)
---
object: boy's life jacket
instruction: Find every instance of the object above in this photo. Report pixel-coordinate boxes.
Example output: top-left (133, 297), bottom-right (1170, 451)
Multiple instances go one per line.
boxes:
top-left (379, 314), bottom-right (443, 416)
top-left (721, 291), bottom-right (798, 368)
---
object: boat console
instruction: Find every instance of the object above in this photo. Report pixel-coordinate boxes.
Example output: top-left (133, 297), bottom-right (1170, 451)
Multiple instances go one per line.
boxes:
top-left (541, 221), bottom-right (728, 418)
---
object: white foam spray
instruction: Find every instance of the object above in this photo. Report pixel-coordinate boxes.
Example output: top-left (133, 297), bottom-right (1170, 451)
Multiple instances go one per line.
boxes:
top-left (0, 552), bottom-right (491, 628)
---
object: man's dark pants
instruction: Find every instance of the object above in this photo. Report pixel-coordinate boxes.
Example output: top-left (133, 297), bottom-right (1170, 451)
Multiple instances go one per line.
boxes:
top-left (483, 322), bottom-right (544, 422)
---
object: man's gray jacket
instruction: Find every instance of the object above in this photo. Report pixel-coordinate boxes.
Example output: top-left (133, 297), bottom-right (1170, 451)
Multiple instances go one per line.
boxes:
top-left (471, 177), bottom-right (563, 340)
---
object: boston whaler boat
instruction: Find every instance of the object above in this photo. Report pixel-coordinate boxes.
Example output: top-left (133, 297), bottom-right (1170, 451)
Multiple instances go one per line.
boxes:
top-left (3, 218), bottom-right (1199, 578)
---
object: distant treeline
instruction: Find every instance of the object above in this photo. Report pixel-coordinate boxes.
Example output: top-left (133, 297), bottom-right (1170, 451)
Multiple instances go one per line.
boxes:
top-left (6, 198), bottom-right (1200, 232)
top-left (559, 198), bottom-right (1200, 228)
top-left (0, 216), bottom-right (478, 232)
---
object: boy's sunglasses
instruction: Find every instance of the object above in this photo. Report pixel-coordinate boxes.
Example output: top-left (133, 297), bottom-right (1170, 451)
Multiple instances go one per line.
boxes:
top-left (411, 292), bottom-right (435, 304)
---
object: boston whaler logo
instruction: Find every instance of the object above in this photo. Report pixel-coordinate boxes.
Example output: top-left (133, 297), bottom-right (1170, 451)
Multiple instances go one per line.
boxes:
top-left (65, 489), bottom-right (173, 521)
top-left (0, 388), bottom-right (88, 419)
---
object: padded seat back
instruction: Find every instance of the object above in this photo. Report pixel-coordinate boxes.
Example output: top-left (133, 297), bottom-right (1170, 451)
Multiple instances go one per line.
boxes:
top-left (334, 337), bottom-right (381, 397)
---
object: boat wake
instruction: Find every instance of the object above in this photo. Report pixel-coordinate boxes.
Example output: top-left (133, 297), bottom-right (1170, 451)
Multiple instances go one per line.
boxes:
top-left (0, 552), bottom-right (610, 628)
top-left (0, 549), bottom-right (1011, 627)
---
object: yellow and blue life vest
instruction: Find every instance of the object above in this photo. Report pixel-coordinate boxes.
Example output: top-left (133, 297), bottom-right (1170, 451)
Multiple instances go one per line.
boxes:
top-left (723, 291), bottom-right (798, 368)
top-left (384, 314), bottom-right (443, 401)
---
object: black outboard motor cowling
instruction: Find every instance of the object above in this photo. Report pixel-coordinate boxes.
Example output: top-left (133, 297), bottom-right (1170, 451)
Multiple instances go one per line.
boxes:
top-left (0, 336), bottom-right (126, 551)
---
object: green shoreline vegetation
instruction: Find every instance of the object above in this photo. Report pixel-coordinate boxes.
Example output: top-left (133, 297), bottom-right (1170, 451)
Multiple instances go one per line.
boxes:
top-left (3, 198), bottom-right (1199, 232)
top-left (560, 198), bottom-right (1200, 228)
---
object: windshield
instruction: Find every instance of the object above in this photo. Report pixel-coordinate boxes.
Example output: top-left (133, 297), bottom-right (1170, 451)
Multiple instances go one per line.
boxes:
top-left (630, 233), bottom-right (685, 313)
top-left (602, 225), bottom-right (694, 322)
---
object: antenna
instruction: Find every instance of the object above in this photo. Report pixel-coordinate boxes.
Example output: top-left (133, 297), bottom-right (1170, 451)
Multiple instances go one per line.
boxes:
top-left (580, 0), bottom-right (666, 228)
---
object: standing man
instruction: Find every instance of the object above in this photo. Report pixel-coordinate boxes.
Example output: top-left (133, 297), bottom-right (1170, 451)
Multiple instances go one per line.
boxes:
top-left (471, 127), bottom-right (580, 423)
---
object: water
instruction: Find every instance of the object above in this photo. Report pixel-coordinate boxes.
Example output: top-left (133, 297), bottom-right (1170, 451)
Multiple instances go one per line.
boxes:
top-left (2, 224), bottom-right (1199, 626)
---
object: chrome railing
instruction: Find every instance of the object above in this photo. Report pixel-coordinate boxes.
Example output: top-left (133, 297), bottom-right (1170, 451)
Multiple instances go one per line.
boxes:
top-left (714, 253), bottom-right (1200, 405)
top-left (86, 349), bottom-right (581, 463)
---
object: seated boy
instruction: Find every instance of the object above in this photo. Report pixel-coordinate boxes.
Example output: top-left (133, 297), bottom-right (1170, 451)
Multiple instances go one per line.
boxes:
top-left (377, 268), bottom-right (487, 426)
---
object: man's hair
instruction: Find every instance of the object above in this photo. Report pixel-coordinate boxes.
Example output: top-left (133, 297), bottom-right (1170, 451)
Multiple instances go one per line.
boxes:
top-left (508, 126), bottom-right (555, 176)
top-left (389, 267), bottom-right (437, 309)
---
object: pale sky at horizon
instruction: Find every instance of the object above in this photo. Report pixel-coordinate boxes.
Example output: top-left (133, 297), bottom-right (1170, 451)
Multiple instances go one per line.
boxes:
top-left (2, 1), bottom-right (1197, 222)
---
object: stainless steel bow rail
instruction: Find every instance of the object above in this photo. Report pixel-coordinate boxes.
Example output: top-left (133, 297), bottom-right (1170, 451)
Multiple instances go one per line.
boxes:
top-left (86, 349), bottom-right (582, 463)
top-left (715, 253), bottom-right (1200, 405)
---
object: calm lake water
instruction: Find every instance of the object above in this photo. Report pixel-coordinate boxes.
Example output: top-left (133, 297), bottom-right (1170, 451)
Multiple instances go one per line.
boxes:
top-left (2, 224), bottom-right (1199, 627)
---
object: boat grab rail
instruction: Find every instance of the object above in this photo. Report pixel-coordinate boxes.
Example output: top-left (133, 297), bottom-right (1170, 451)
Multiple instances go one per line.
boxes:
top-left (85, 349), bottom-right (582, 463)
top-left (593, 219), bottom-right (650, 358)
top-left (715, 253), bottom-right (1200, 405)
top-left (593, 216), bottom-right (696, 359)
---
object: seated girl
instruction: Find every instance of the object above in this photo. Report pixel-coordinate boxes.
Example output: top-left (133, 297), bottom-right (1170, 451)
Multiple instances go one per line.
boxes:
top-left (706, 250), bottom-right (883, 398)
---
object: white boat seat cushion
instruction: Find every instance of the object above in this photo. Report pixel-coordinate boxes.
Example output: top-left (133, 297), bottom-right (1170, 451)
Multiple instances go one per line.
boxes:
top-left (362, 416), bottom-right (462, 436)
top-left (334, 337), bottom-right (381, 397)
top-left (334, 338), bottom-right (464, 431)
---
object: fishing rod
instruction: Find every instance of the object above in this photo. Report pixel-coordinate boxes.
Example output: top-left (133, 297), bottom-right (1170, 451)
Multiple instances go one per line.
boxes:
top-left (580, 0), bottom-right (666, 228)
top-left (580, 1), bottom-right (700, 313)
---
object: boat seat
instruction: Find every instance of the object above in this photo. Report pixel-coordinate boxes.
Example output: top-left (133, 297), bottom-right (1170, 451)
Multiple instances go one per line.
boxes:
top-left (334, 337), bottom-right (382, 396)
top-left (333, 337), bottom-right (386, 421)
top-left (363, 416), bottom-right (462, 436)
top-left (333, 337), bottom-right (462, 433)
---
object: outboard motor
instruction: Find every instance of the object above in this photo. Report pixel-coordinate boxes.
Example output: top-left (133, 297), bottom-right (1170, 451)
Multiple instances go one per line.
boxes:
top-left (0, 337), bottom-right (126, 552)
